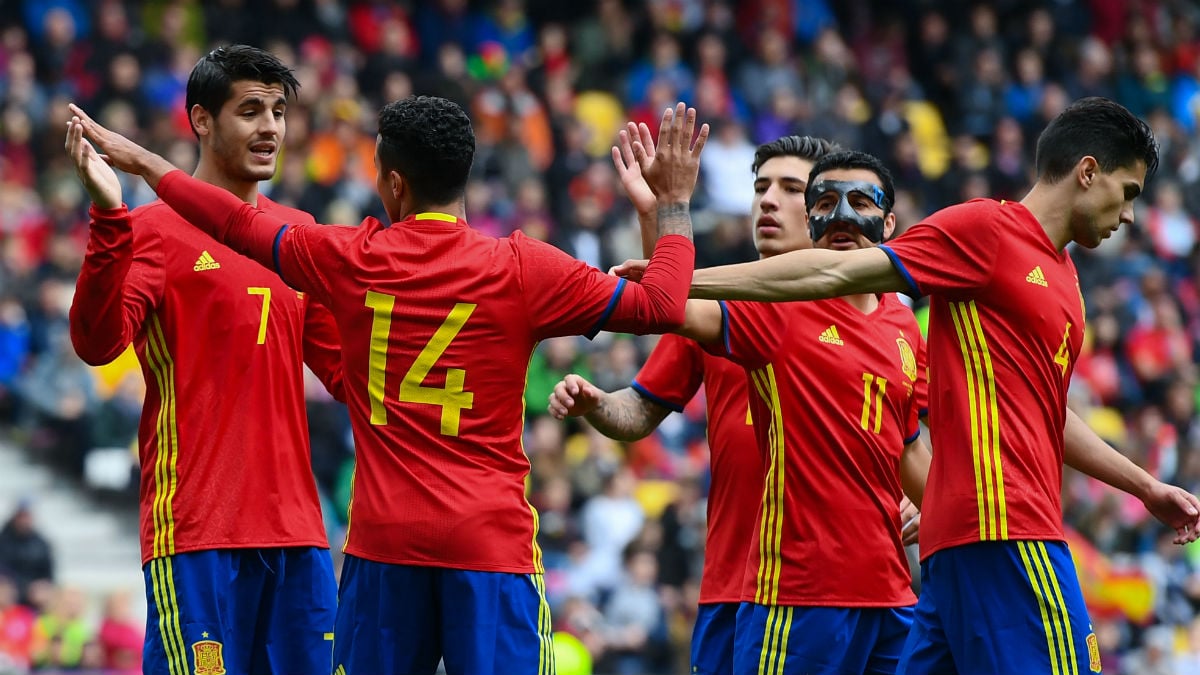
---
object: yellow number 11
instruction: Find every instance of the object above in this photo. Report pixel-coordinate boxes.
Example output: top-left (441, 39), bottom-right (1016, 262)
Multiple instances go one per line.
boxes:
top-left (365, 291), bottom-right (476, 436)
top-left (861, 372), bottom-right (887, 434)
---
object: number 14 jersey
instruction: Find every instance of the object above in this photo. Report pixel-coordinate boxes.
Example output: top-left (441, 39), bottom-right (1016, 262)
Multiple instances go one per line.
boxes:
top-left (270, 210), bottom-right (695, 573)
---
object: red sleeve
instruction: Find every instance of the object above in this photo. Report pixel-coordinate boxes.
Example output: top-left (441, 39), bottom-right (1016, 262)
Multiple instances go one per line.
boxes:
top-left (155, 169), bottom-right (356, 305)
top-left (706, 300), bottom-right (785, 369)
top-left (518, 233), bottom-right (694, 339)
top-left (69, 204), bottom-right (164, 365)
top-left (631, 334), bottom-right (705, 412)
top-left (302, 296), bottom-right (345, 403)
top-left (879, 200), bottom-right (1002, 299)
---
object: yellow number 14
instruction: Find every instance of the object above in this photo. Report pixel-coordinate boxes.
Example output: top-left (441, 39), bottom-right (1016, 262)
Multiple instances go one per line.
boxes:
top-left (365, 291), bottom-right (476, 436)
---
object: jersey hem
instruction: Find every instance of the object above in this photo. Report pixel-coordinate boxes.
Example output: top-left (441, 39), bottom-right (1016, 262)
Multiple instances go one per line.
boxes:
top-left (737, 596), bottom-right (918, 608)
top-left (919, 531), bottom-right (1067, 562)
top-left (141, 537), bottom-right (331, 565)
top-left (342, 547), bottom-right (540, 574)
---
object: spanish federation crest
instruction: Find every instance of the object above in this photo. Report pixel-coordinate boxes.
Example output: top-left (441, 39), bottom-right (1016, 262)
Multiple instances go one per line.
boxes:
top-left (193, 639), bottom-right (226, 675)
top-left (1086, 632), bottom-right (1101, 673)
top-left (896, 335), bottom-right (918, 382)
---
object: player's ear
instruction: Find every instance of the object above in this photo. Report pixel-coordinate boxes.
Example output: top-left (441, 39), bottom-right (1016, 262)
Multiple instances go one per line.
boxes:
top-left (189, 105), bottom-right (212, 138)
top-left (388, 169), bottom-right (407, 201)
top-left (883, 212), bottom-right (897, 241)
top-left (1077, 156), bottom-right (1098, 190)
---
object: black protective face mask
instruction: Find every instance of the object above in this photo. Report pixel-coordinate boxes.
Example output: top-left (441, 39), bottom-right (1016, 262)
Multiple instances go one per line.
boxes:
top-left (806, 179), bottom-right (889, 243)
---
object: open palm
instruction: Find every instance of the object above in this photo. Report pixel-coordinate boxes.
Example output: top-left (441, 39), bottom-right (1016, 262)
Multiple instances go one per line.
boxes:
top-left (65, 117), bottom-right (122, 209)
top-left (612, 121), bottom-right (656, 215)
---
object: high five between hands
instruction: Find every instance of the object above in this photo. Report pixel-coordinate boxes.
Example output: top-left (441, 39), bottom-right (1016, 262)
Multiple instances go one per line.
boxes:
top-left (612, 102), bottom-right (710, 209)
top-left (65, 103), bottom-right (177, 200)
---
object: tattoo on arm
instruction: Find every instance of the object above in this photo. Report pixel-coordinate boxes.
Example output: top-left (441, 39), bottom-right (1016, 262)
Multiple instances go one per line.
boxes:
top-left (584, 388), bottom-right (672, 441)
top-left (656, 202), bottom-right (693, 240)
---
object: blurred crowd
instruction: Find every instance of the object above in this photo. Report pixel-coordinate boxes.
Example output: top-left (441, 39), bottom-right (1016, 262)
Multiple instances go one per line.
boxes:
top-left (2, 0), bottom-right (1200, 672)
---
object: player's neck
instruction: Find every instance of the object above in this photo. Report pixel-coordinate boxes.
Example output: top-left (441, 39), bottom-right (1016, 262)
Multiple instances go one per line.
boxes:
top-left (843, 292), bottom-right (879, 314)
top-left (192, 164), bottom-right (259, 206)
top-left (1020, 182), bottom-right (1073, 251)
top-left (403, 201), bottom-right (466, 222)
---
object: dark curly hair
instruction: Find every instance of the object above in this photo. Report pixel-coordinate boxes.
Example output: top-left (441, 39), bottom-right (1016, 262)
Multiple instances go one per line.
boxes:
top-left (185, 45), bottom-right (298, 135)
top-left (1035, 97), bottom-right (1159, 182)
top-left (805, 150), bottom-right (896, 214)
top-left (751, 135), bottom-right (839, 175)
top-left (377, 96), bottom-right (475, 206)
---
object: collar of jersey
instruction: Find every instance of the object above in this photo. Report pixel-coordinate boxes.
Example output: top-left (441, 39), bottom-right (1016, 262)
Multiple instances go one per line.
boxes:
top-left (414, 212), bottom-right (459, 223)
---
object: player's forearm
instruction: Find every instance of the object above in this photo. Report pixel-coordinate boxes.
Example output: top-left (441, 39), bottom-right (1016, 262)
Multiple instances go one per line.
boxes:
top-left (155, 170), bottom-right (283, 271)
top-left (605, 235), bottom-right (695, 333)
top-left (584, 388), bottom-right (671, 442)
top-left (70, 205), bottom-right (137, 365)
top-left (900, 436), bottom-right (931, 510)
top-left (690, 248), bottom-right (903, 301)
top-left (1063, 407), bottom-right (1155, 500)
top-left (635, 208), bottom-right (657, 259)
top-left (655, 202), bottom-right (693, 241)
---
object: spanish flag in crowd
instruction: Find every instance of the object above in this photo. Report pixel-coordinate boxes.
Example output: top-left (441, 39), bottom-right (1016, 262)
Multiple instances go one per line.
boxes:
top-left (1064, 526), bottom-right (1155, 624)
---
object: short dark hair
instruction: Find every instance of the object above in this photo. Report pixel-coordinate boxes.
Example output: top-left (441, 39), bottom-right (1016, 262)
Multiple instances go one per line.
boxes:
top-left (185, 45), bottom-right (299, 132)
top-left (1034, 97), bottom-right (1159, 182)
top-left (377, 95), bottom-right (475, 205)
top-left (752, 135), bottom-right (838, 174)
top-left (806, 150), bottom-right (896, 213)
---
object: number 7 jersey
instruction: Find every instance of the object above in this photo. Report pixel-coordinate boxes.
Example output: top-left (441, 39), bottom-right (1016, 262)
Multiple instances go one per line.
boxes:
top-left (70, 199), bottom-right (343, 564)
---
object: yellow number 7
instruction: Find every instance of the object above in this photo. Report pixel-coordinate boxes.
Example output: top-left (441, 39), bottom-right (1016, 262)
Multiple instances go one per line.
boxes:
top-left (247, 287), bottom-right (271, 344)
top-left (365, 291), bottom-right (476, 435)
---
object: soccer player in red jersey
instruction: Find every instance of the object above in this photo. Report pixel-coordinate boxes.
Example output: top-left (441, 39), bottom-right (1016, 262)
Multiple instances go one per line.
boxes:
top-left (547, 134), bottom-right (847, 675)
top-left (67, 95), bottom-right (707, 675)
top-left (568, 132), bottom-right (931, 672)
top-left (668, 97), bottom-right (1200, 673)
top-left (65, 46), bottom-right (343, 675)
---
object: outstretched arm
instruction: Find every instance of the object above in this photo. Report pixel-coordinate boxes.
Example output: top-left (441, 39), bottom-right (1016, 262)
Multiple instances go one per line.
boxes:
top-left (689, 246), bottom-right (908, 301)
top-left (1064, 407), bottom-right (1200, 544)
top-left (69, 104), bottom-right (345, 300)
top-left (548, 374), bottom-right (671, 442)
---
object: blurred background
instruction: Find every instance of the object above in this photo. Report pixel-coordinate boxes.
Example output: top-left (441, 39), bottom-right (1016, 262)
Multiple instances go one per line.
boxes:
top-left (1, 0), bottom-right (1200, 673)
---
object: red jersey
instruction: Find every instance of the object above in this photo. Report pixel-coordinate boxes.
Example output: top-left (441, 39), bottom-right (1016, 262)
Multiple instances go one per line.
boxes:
top-left (632, 333), bottom-right (760, 604)
top-left (69, 199), bottom-right (344, 564)
top-left (880, 199), bottom-right (1085, 560)
top-left (151, 170), bottom-right (694, 573)
top-left (717, 295), bottom-right (923, 607)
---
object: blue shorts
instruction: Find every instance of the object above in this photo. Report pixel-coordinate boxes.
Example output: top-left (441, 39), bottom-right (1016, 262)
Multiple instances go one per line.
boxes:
top-left (692, 602), bottom-right (738, 675)
top-left (734, 602), bottom-right (914, 675)
top-left (332, 555), bottom-right (554, 675)
top-left (898, 540), bottom-right (1100, 675)
top-left (143, 547), bottom-right (336, 675)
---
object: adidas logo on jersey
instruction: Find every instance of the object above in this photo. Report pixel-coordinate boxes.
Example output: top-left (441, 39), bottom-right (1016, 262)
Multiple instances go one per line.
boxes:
top-left (1025, 266), bottom-right (1047, 287)
top-left (818, 325), bottom-right (844, 346)
top-left (193, 251), bottom-right (221, 271)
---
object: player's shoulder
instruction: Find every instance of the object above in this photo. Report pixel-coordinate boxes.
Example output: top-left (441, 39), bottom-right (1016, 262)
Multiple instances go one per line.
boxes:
top-left (924, 198), bottom-right (1004, 226)
top-left (129, 199), bottom-right (180, 223)
top-left (257, 194), bottom-right (318, 225)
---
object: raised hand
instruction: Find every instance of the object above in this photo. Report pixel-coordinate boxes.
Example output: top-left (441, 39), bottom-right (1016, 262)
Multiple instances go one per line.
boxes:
top-left (612, 121), bottom-right (657, 216)
top-left (67, 103), bottom-right (175, 186)
top-left (638, 102), bottom-right (710, 204)
top-left (1142, 481), bottom-right (1200, 545)
top-left (65, 116), bottom-right (121, 210)
top-left (548, 374), bottom-right (605, 420)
